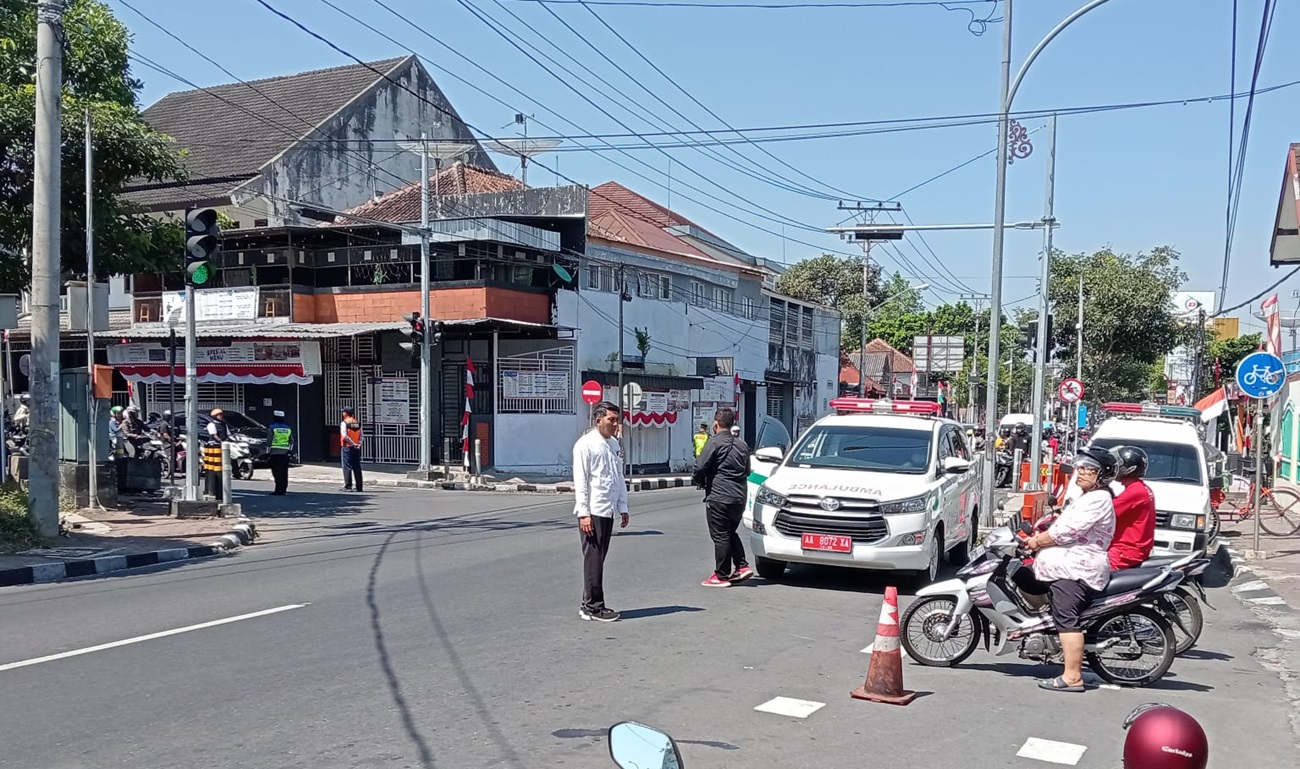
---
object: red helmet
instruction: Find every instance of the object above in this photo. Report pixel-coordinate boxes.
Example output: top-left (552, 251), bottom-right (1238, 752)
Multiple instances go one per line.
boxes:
top-left (1123, 704), bottom-right (1207, 769)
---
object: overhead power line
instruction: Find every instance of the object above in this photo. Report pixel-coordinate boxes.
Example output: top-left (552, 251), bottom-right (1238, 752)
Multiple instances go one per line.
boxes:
top-left (504, 0), bottom-right (998, 8)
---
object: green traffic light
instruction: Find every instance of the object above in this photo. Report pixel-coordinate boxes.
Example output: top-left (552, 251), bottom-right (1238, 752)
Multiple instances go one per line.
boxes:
top-left (189, 263), bottom-right (211, 285)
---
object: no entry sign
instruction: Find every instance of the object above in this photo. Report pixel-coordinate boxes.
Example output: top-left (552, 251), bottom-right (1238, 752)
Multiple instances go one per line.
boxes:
top-left (581, 379), bottom-right (604, 405)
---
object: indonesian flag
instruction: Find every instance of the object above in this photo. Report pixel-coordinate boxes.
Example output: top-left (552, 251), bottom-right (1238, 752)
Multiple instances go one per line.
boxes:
top-left (1195, 386), bottom-right (1228, 423)
top-left (734, 372), bottom-right (741, 407)
top-left (462, 359), bottom-right (475, 471)
top-left (1264, 294), bottom-right (1282, 357)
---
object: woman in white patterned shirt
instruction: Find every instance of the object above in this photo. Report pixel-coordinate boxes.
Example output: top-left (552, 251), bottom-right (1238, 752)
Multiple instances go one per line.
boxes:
top-left (1014, 446), bottom-right (1117, 692)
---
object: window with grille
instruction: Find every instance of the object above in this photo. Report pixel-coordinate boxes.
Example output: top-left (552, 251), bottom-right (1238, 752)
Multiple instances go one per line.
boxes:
top-left (659, 275), bottom-right (672, 300)
top-left (770, 299), bottom-right (786, 339)
top-left (692, 281), bottom-right (706, 306)
top-left (497, 345), bottom-right (576, 414)
top-left (712, 287), bottom-right (729, 313)
top-left (587, 265), bottom-right (601, 290)
top-left (637, 272), bottom-right (654, 298)
top-left (743, 296), bottom-right (757, 319)
top-left (802, 306), bottom-right (814, 345)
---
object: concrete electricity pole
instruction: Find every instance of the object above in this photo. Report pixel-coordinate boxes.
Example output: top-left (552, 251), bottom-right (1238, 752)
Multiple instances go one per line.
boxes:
top-left (29, 0), bottom-right (65, 536)
top-left (959, 293), bottom-right (988, 424)
top-left (1027, 114), bottom-right (1057, 489)
top-left (418, 135), bottom-right (432, 471)
top-left (837, 201), bottom-right (900, 396)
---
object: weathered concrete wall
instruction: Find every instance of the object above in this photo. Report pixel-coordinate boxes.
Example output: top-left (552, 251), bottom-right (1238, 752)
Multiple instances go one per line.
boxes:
top-left (247, 59), bottom-right (494, 225)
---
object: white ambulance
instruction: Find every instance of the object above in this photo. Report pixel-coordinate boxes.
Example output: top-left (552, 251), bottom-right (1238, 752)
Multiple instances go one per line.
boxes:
top-left (742, 398), bottom-right (982, 585)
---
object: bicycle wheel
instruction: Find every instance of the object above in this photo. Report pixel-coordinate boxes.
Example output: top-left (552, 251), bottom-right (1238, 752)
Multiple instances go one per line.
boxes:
top-left (1259, 488), bottom-right (1300, 536)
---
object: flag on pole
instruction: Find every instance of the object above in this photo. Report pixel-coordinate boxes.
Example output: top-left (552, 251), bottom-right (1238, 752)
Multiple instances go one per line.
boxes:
top-left (910, 369), bottom-right (918, 396)
top-left (1194, 386), bottom-right (1228, 423)
top-left (1264, 294), bottom-right (1282, 357)
top-left (462, 359), bottom-right (476, 471)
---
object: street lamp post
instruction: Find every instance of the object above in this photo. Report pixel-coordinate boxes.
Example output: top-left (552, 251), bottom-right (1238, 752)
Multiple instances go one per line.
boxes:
top-left (980, 0), bottom-right (1118, 525)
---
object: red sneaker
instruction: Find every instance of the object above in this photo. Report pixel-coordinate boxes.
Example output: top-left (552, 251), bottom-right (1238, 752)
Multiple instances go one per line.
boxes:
top-left (701, 574), bottom-right (731, 587)
top-left (729, 566), bottom-right (755, 583)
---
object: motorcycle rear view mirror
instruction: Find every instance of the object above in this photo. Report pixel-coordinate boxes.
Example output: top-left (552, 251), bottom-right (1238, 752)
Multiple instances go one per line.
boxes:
top-left (609, 721), bottom-right (684, 769)
top-left (1058, 461), bottom-right (1074, 475)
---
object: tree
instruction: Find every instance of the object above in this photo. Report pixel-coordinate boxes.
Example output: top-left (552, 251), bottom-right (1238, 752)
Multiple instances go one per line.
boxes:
top-left (1048, 246), bottom-right (1187, 403)
top-left (1202, 331), bottom-right (1262, 392)
top-left (1, 0), bottom-right (183, 293)
top-left (775, 253), bottom-right (885, 349)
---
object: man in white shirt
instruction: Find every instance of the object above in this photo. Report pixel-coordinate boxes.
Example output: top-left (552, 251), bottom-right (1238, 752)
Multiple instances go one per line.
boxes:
top-left (573, 400), bottom-right (629, 622)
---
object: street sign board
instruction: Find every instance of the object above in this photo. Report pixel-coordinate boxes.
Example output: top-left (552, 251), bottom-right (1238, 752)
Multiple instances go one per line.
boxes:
top-left (1236, 351), bottom-right (1287, 399)
top-left (1077, 403), bottom-right (1088, 428)
top-left (622, 382), bottom-right (644, 410)
top-left (1058, 378), bottom-right (1084, 403)
top-left (581, 379), bottom-right (603, 405)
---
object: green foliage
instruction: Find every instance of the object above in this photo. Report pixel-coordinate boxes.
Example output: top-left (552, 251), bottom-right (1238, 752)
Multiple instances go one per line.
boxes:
top-left (634, 327), bottom-right (651, 358)
top-left (775, 253), bottom-right (886, 348)
top-left (0, 482), bottom-right (40, 552)
top-left (1048, 246), bottom-right (1186, 403)
top-left (0, 0), bottom-right (184, 292)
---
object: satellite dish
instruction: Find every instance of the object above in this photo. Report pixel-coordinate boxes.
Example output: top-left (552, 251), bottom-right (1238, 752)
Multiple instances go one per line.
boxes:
top-left (553, 264), bottom-right (573, 283)
top-left (18, 354), bottom-right (30, 377)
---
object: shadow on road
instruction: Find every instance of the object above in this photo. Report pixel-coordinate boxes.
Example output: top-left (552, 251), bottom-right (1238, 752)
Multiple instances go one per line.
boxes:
top-left (620, 605), bottom-right (705, 620)
top-left (1179, 648), bottom-right (1232, 662)
top-left (765, 562), bottom-right (959, 597)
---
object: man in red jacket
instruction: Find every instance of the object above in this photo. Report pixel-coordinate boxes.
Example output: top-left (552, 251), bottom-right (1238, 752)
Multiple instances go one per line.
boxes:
top-left (1109, 446), bottom-right (1156, 570)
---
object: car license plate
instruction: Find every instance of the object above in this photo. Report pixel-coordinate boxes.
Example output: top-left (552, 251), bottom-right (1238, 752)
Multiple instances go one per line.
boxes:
top-left (801, 533), bottom-right (853, 553)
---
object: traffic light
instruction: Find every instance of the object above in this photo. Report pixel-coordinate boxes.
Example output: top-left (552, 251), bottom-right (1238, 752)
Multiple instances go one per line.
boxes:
top-left (1023, 315), bottom-right (1056, 361)
top-left (400, 311), bottom-right (424, 366)
top-left (184, 207), bottom-right (220, 286)
top-left (431, 320), bottom-right (445, 346)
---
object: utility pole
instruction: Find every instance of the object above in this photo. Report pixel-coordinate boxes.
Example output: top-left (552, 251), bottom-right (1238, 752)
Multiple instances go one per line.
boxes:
top-left (1075, 274), bottom-right (1084, 455)
top-left (616, 264), bottom-right (629, 477)
top-left (29, 0), bottom-right (65, 536)
top-left (85, 107), bottom-right (98, 509)
top-left (1028, 114), bottom-right (1057, 490)
top-left (981, 0), bottom-right (1015, 528)
top-left (959, 292), bottom-right (988, 424)
top-left (837, 201), bottom-right (900, 397)
top-left (418, 134), bottom-right (432, 471)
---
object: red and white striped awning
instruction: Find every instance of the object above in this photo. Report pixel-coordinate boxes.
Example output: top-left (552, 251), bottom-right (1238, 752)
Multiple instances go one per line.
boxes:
top-left (115, 363), bottom-right (313, 385)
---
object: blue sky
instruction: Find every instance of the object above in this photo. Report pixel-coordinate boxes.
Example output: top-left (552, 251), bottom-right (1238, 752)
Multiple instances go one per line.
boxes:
top-left (111, 0), bottom-right (1299, 334)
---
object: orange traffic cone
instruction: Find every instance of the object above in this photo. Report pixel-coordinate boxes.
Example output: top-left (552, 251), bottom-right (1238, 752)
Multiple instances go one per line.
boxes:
top-left (851, 586), bottom-right (916, 706)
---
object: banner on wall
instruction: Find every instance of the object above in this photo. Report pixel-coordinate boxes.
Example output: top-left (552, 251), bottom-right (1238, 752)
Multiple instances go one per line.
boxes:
top-left (107, 340), bottom-right (322, 385)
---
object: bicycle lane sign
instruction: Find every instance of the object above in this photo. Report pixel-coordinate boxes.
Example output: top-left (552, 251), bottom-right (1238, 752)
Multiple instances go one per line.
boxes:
top-left (1235, 351), bottom-right (1287, 399)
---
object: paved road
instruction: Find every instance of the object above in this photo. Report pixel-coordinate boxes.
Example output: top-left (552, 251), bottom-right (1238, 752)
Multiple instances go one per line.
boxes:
top-left (0, 484), bottom-right (1296, 768)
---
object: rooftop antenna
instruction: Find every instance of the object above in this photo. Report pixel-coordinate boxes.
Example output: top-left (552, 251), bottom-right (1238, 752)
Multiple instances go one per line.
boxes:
top-left (485, 114), bottom-right (561, 187)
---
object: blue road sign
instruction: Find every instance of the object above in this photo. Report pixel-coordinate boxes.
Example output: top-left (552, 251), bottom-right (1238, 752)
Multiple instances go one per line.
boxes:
top-left (1235, 351), bottom-right (1287, 399)
top-left (1077, 403), bottom-right (1088, 428)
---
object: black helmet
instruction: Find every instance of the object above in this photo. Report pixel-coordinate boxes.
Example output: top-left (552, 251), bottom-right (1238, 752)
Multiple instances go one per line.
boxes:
top-left (1113, 445), bottom-right (1149, 480)
top-left (1074, 445), bottom-right (1118, 484)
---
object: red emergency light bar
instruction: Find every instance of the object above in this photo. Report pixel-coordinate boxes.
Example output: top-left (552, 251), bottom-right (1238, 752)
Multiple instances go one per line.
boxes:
top-left (1102, 402), bottom-right (1202, 420)
top-left (830, 397), bottom-right (942, 415)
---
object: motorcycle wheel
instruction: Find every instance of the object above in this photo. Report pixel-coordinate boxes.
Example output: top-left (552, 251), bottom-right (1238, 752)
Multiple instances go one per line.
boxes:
top-left (900, 596), bottom-right (979, 667)
top-left (1085, 606), bottom-right (1175, 687)
top-left (1206, 507), bottom-right (1221, 543)
top-left (1163, 588), bottom-right (1204, 655)
top-left (156, 453), bottom-right (171, 479)
top-left (234, 461), bottom-right (254, 480)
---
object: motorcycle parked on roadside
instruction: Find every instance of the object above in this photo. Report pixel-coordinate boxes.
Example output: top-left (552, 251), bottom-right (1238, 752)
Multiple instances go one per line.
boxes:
top-left (899, 525), bottom-right (1180, 687)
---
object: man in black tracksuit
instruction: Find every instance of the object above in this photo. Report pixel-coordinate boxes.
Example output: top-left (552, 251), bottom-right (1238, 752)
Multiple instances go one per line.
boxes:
top-left (692, 406), bottom-right (754, 587)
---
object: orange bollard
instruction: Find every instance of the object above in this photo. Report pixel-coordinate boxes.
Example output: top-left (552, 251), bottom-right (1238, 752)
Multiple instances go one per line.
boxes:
top-left (851, 586), bottom-right (916, 706)
top-left (1021, 490), bottom-right (1047, 524)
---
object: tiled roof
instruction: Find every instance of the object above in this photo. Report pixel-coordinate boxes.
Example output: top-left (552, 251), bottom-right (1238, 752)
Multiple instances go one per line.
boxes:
top-left (845, 338), bottom-right (915, 378)
top-left (338, 162), bottom-right (525, 223)
top-left (139, 56), bottom-right (409, 179)
top-left (124, 57), bottom-right (411, 209)
top-left (587, 182), bottom-right (713, 259)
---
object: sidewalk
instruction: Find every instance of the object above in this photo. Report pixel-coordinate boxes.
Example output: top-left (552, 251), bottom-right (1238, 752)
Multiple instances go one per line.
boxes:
top-left (286, 462), bottom-right (691, 493)
top-left (1217, 516), bottom-right (1300, 612)
top-left (0, 496), bottom-right (256, 587)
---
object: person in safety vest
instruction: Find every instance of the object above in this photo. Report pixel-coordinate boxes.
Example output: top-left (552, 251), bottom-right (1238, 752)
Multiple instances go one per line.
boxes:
top-left (693, 423), bottom-right (709, 457)
top-left (340, 407), bottom-right (364, 492)
top-left (267, 409), bottom-right (293, 496)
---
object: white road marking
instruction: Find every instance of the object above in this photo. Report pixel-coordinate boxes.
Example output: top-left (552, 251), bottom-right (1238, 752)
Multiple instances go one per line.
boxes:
top-left (861, 642), bottom-right (910, 659)
top-left (1016, 737), bottom-right (1088, 765)
top-left (754, 696), bottom-right (826, 719)
top-left (0, 604), bottom-right (308, 673)
top-left (1233, 580), bottom-right (1270, 593)
top-left (1245, 595), bottom-right (1288, 606)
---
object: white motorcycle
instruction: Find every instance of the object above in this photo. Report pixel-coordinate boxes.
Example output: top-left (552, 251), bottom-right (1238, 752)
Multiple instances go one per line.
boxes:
top-left (899, 525), bottom-right (1180, 687)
